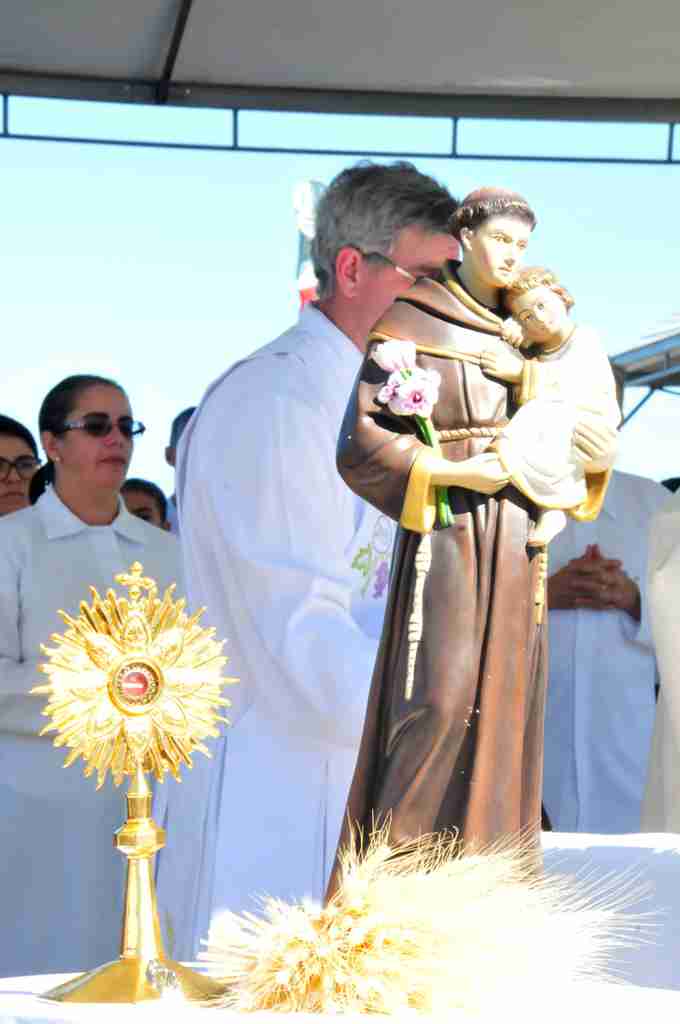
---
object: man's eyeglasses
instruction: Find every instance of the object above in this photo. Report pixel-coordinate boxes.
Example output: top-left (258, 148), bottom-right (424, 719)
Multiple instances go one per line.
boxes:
top-left (59, 413), bottom-right (146, 440)
top-left (0, 456), bottom-right (40, 482)
top-left (354, 249), bottom-right (425, 287)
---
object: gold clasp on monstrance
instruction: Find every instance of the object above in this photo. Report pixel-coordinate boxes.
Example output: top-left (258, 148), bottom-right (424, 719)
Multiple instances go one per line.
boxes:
top-left (31, 561), bottom-right (237, 1003)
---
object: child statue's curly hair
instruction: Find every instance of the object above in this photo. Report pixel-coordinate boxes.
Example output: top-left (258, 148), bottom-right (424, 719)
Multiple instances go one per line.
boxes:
top-left (504, 266), bottom-right (574, 312)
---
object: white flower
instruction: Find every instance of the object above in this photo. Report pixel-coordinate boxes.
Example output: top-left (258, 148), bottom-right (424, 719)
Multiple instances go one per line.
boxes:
top-left (371, 340), bottom-right (417, 373)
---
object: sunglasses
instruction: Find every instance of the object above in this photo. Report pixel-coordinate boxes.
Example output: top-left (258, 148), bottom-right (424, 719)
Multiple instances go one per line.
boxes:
top-left (0, 456), bottom-right (40, 482)
top-left (59, 413), bottom-right (146, 440)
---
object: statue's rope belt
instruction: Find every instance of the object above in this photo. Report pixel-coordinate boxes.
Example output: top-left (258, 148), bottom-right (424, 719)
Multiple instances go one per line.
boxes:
top-left (436, 427), bottom-right (499, 442)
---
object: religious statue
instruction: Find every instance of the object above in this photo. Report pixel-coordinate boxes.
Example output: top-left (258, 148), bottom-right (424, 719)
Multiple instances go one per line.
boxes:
top-left (327, 188), bottom-right (618, 892)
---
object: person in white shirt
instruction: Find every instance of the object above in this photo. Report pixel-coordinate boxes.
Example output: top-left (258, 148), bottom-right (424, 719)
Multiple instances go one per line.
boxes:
top-left (0, 374), bottom-right (182, 976)
top-left (121, 476), bottom-right (171, 530)
top-left (542, 467), bottom-right (668, 833)
top-left (154, 161), bottom-right (459, 960)
top-left (0, 415), bottom-right (41, 517)
top-left (641, 492), bottom-right (680, 832)
top-left (164, 407), bottom-right (195, 534)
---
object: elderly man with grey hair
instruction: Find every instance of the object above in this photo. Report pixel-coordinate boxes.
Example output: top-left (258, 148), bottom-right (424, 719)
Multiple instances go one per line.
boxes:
top-left (154, 161), bottom-right (458, 958)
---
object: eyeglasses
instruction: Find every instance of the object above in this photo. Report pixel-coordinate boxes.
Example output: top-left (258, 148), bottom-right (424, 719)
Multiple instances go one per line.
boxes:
top-left (0, 456), bottom-right (40, 482)
top-left (354, 249), bottom-right (424, 287)
top-left (59, 413), bottom-right (146, 440)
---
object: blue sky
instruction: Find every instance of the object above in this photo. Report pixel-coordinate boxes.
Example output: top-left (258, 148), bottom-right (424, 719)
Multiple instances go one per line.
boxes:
top-left (1, 97), bottom-right (679, 494)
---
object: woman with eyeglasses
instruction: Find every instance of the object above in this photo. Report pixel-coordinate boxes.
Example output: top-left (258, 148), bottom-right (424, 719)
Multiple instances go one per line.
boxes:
top-left (0, 374), bottom-right (182, 977)
top-left (0, 414), bottom-right (41, 516)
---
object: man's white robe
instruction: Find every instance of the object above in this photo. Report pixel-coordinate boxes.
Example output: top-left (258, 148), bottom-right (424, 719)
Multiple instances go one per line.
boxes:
top-left (543, 470), bottom-right (668, 833)
top-left (154, 305), bottom-right (394, 959)
top-left (642, 491), bottom-right (680, 832)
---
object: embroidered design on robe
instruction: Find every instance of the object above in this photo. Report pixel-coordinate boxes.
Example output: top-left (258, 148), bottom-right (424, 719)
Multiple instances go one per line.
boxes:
top-left (351, 516), bottom-right (393, 599)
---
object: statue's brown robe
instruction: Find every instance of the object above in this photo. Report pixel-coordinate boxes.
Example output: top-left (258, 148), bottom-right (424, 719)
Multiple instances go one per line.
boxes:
top-left (327, 269), bottom-right (550, 896)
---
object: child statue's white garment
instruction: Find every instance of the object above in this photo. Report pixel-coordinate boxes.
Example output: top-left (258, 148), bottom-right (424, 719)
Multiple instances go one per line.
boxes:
top-left (495, 326), bottom-right (620, 511)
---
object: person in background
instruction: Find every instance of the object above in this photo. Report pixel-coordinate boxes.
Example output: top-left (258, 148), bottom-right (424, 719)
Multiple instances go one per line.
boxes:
top-left (543, 370), bottom-right (668, 834)
top-left (0, 414), bottom-right (40, 517)
top-left (121, 476), bottom-right (170, 530)
top-left (0, 374), bottom-right (182, 976)
top-left (154, 161), bottom-right (459, 960)
top-left (642, 488), bottom-right (680, 831)
top-left (165, 407), bottom-right (195, 534)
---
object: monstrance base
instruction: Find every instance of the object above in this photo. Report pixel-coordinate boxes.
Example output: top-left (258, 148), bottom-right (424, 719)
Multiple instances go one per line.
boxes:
top-left (42, 956), bottom-right (224, 1004)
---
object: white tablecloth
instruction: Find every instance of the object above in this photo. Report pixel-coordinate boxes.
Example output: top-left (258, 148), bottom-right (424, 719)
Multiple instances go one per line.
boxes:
top-left (2, 832), bottom-right (680, 1022)
top-left (1, 974), bottom-right (679, 1024)
top-left (542, 831), bottom-right (680, 991)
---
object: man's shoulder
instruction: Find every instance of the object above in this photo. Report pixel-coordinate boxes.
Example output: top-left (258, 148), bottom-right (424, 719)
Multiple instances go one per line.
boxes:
top-left (609, 470), bottom-right (670, 515)
top-left (612, 468), bottom-right (666, 492)
top-left (201, 317), bottom-right (346, 431)
top-left (212, 321), bottom-right (323, 395)
top-left (248, 320), bottom-right (314, 363)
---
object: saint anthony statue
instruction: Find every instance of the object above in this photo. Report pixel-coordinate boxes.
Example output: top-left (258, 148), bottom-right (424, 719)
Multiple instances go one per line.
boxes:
top-left (328, 189), bottom-right (618, 890)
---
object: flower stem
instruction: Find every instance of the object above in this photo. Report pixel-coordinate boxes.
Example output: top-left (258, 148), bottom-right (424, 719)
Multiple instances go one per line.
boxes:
top-left (414, 416), bottom-right (453, 528)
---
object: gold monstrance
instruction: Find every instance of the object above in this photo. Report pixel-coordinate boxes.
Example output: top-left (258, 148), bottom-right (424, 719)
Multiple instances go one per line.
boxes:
top-left (31, 561), bottom-right (236, 1003)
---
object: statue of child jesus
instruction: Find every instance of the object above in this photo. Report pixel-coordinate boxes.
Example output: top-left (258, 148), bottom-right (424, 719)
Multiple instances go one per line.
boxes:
top-left (480, 266), bottom-right (620, 547)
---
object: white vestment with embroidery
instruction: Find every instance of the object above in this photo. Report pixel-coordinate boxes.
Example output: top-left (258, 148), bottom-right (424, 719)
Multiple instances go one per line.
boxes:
top-left (154, 305), bottom-right (394, 958)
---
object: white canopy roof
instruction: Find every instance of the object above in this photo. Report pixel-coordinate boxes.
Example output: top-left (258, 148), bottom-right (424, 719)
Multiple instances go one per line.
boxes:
top-left (2, 0), bottom-right (680, 120)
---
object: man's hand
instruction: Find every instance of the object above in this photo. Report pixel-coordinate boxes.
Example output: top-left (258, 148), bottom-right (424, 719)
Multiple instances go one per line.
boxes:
top-left (572, 409), bottom-right (618, 471)
top-left (548, 543), bottom-right (640, 621)
top-left (480, 345), bottom-right (525, 384)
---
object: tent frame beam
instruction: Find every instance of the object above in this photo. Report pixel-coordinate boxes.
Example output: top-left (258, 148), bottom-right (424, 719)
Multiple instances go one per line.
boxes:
top-left (156, 0), bottom-right (195, 105)
top-left (1, 70), bottom-right (680, 123)
top-left (0, 92), bottom-right (677, 165)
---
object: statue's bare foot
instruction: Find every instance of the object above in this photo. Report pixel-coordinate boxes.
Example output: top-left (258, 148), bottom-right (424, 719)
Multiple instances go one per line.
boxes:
top-left (528, 509), bottom-right (567, 548)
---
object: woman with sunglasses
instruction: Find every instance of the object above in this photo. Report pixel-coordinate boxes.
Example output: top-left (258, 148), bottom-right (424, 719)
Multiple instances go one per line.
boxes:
top-left (0, 414), bottom-right (41, 517)
top-left (0, 374), bottom-right (182, 977)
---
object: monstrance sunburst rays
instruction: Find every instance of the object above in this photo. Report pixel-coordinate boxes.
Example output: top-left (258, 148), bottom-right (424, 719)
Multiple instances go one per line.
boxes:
top-left (32, 561), bottom-right (236, 788)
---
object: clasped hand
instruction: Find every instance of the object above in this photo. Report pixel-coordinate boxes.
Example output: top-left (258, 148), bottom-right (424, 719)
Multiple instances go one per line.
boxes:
top-left (548, 544), bottom-right (640, 620)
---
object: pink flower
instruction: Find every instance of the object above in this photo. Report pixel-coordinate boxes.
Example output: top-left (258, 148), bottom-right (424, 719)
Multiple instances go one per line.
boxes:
top-left (370, 357), bottom-right (450, 527)
top-left (377, 371), bottom-right (403, 405)
top-left (387, 368), bottom-right (441, 419)
top-left (371, 340), bottom-right (417, 373)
